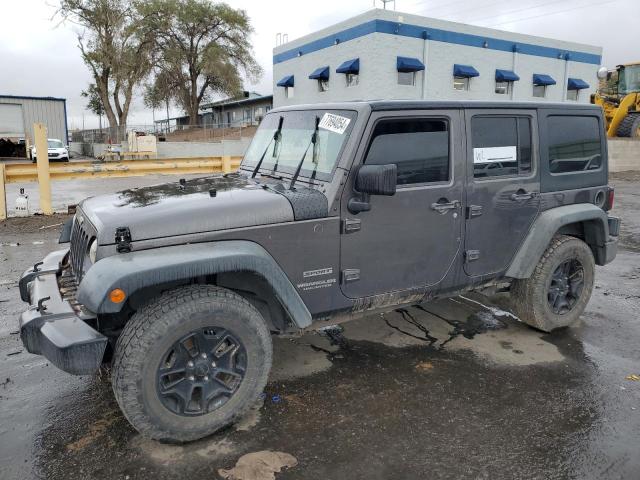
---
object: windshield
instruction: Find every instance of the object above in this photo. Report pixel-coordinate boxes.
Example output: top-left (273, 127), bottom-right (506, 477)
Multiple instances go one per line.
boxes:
top-left (48, 140), bottom-right (64, 148)
top-left (242, 110), bottom-right (357, 180)
top-left (619, 65), bottom-right (640, 95)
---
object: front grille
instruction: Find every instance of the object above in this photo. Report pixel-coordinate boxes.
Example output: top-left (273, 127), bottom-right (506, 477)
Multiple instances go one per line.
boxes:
top-left (69, 213), bottom-right (94, 282)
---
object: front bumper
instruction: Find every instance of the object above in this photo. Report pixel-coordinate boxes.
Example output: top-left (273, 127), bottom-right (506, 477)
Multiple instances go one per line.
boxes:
top-left (18, 249), bottom-right (107, 375)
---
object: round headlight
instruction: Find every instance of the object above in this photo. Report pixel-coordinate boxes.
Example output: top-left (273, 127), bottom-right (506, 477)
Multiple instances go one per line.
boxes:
top-left (89, 239), bottom-right (98, 264)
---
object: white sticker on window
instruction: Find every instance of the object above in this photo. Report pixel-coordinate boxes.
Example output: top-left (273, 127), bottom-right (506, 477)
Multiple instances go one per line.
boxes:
top-left (473, 146), bottom-right (517, 164)
top-left (319, 113), bottom-right (351, 134)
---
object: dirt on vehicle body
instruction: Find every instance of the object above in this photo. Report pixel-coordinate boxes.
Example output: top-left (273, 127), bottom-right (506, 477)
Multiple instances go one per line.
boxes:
top-left (18, 100), bottom-right (619, 442)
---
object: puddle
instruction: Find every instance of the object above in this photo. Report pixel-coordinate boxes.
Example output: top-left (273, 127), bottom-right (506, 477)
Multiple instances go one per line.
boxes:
top-left (342, 296), bottom-right (565, 366)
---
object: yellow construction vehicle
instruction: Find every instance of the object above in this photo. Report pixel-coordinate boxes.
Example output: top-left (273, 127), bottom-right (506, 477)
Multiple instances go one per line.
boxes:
top-left (592, 63), bottom-right (640, 137)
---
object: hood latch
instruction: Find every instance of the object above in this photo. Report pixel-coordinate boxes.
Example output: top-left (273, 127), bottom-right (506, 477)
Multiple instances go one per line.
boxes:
top-left (115, 227), bottom-right (132, 253)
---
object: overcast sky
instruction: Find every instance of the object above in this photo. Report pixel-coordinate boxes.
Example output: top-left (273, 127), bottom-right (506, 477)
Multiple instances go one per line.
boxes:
top-left (1, 0), bottom-right (636, 129)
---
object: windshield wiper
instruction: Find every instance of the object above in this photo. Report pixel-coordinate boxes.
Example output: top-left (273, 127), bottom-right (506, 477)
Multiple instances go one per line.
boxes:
top-left (251, 116), bottom-right (283, 178)
top-left (289, 116), bottom-right (319, 190)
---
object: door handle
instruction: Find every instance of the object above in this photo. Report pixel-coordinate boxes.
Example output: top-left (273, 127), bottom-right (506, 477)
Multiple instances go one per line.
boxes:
top-left (510, 190), bottom-right (537, 202)
top-left (430, 199), bottom-right (460, 214)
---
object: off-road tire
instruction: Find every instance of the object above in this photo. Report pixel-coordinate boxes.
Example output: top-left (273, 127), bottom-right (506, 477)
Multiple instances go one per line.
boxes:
top-left (111, 285), bottom-right (272, 442)
top-left (616, 113), bottom-right (640, 138)
top-left (511, 235), bottom-right (595, 332)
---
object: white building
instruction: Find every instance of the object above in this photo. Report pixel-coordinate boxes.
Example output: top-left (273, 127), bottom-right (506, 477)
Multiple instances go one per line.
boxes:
top-left (272, 9), bottom-right (602, 107)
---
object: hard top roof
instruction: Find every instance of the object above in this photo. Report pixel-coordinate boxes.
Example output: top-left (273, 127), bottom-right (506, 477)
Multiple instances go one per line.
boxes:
top-left (271, 99), bottom-right (601, 114)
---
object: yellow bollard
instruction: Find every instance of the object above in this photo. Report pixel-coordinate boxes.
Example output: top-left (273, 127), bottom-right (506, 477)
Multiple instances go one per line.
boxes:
top-left (33, 123), bottom-right (53, 215)
top-left (222, 155), bottom-right (232, 174)
top-left (0, 163), bottom-right (6, 221)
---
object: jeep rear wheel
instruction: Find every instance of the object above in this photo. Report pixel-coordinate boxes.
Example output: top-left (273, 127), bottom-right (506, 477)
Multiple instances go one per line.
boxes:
top-left (111, 285), bottom-right (272, 442)
top-left (511, 235), bottom-right (595, 332)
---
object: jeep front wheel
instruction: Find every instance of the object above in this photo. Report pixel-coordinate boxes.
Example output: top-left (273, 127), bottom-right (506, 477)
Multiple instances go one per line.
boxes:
top-left (511, 235), bottom-right (595, 332)
top-left (111, 285), bottom-right (272, 442)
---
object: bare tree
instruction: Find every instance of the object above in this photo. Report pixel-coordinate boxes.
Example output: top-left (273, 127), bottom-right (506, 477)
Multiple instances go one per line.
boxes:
top-left (59, 0), bottom-right (154, 129)
top-left (141, 0), bottom-right (262, 126)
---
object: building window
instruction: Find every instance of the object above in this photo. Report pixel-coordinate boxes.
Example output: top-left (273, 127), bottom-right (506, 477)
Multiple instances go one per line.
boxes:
top-left (364, 118), bottom-right (449, 185)
top-left (472, 116), bottom-right (532, 179)
top-left (548, 116), bottom-right (602, 174)
top-left (244, 109), bottom-right (251, 121)
top-left (318, 79), bottom-right (329, 92)
top-left (566, 89), bottom-right (579, 101)
top-left (398, 71), bottom-right (416, 86)
top-left (265, 106), bottom-right (271, 113)
top-left (346, 73), bottom-right (359, 87)
top-left (533, 84), bottom-right (546, 98)
top-left (495, 81), bottom-right (512, 95)
top-left (453, 76), bottom-right (469, 91)
top-left (285, 87), bottom-right (294, 99)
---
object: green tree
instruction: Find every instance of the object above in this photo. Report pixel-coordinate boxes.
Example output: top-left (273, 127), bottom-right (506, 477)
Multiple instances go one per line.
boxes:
top-left (141, 0), bottom-right (262, 126)
top-left (143, 69), bottom-right (176, 126)
top-left (81, 83), bottom-right (105, 128)
top-left (59, 0), bottom-right (154, 129)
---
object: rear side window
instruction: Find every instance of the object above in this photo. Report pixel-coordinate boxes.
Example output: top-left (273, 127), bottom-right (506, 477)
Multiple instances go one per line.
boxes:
top-left (364, 118), bottom-right (449, 185)
top-left (471, 116), bottom-right (532, 178)
top-left (547, 116), bottom-right (602, 174)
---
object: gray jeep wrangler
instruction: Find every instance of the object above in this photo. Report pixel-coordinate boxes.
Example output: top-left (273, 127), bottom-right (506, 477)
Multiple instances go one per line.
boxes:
top-left (19, 101), bottom-right (619, 442)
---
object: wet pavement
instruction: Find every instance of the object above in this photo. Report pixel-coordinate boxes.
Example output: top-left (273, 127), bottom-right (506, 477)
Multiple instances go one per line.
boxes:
top-left (1, 173), bottom-right (639, 480)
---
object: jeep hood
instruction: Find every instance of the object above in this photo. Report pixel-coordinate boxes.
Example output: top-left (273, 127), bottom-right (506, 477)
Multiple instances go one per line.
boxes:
top-left (80, 175), bottom-right (297, 245)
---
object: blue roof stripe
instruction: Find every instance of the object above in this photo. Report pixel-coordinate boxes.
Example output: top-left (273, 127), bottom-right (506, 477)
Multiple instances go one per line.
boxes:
top-left (273, 19), bottom-right (601, 66)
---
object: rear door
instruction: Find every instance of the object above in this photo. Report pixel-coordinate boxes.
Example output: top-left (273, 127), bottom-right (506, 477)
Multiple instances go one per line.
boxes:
top-left (340, 110), bottom-right (464, 298)
top-left (463, 109), bottom-right (540, 277)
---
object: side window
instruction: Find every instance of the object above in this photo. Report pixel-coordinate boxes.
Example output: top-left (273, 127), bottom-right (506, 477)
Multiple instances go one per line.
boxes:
top-left (364, 118), bottom-right (449, 185)
top-left (472, 116), bottom-right (532, 178)
top-left (548, 116), bottom-right (602, 174)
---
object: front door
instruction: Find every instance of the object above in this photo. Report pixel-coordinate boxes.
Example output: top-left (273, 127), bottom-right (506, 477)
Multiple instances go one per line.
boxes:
top-left (340, 110), bottom-right (464, 299)
top-left (463, 109), bottom-right (541, 277)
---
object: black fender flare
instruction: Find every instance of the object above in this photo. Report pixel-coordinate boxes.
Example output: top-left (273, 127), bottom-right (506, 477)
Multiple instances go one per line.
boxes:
top-left (505, 204), bottom-right (611, 279)
top-left (77, 240), bottom-right (312, 328)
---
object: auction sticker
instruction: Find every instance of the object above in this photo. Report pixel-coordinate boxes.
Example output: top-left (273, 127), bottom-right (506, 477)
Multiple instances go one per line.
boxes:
top-left (319, 113), bottom-right (351, 134)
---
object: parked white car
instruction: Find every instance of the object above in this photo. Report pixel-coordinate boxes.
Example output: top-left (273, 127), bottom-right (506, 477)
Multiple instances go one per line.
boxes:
top-left (31, 139), bottom-right (70, 162)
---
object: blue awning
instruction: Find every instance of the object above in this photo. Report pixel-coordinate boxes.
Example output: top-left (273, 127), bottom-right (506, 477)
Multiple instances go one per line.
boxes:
top-left (336, 58), bottom-right (360, 74)
top-left (453, 64), bottom-right (479, 78)
top-left (397, 56), bottom-right (425, 73)
top-left (495, 69), bottom-right (520, 82)
top-left (568, 78), bottom-right (590, 90)
top-left (276, 75), bottom-right (294, 87)
top-left (532, 74), bottom-right (556, 86)
top-left (309, 66), bottom-right (330, 80)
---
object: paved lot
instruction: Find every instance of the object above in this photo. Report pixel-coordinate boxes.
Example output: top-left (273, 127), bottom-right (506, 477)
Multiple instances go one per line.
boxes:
top-left (0, 173), bottom-right (639, 480)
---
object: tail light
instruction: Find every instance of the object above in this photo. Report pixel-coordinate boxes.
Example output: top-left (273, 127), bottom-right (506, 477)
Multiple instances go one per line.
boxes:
top-left (605, 188), bottom-right (615, 211)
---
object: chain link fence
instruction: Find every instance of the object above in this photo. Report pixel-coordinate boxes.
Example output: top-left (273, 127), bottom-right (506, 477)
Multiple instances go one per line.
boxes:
top-left (71, 121), bottom-right (258, 145)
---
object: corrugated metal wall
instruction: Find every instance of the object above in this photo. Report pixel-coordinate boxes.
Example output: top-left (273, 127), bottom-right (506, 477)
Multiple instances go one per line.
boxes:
top-left (0, 96), bottom-right (67, 142)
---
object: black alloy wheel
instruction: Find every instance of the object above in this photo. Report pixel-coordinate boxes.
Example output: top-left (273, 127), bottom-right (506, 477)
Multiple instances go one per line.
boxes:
top-left (156, 327), bottom-right (247, 416)
top-left (547, 258), bottom-right (584, 315)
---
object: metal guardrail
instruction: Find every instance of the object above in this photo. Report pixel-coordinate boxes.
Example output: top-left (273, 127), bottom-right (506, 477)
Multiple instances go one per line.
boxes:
top-left (0, 155), bottom-right (242, 219)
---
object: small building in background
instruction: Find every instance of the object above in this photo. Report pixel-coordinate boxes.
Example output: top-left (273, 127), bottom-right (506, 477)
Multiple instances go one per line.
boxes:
top-left (157, 92), bottom-right (273, 131)
top-left (0, 95), bottom-right (68, 157)
top-left (272, 9), bottom-right (602, 107)
top-left (201, 92), bottom-right (273, 127)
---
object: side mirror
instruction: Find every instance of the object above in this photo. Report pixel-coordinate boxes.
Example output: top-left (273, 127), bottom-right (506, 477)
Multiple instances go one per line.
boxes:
top-left (355, 164), bottom-right (397, 196)
top-left (348, 164), bottom-right (396, 214)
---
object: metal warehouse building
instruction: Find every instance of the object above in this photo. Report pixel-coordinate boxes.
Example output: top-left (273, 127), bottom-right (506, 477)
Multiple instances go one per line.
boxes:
top-left (0, 95), bottom-right (68, 144)
top-left (273, 9), bottom-right (602, 107)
